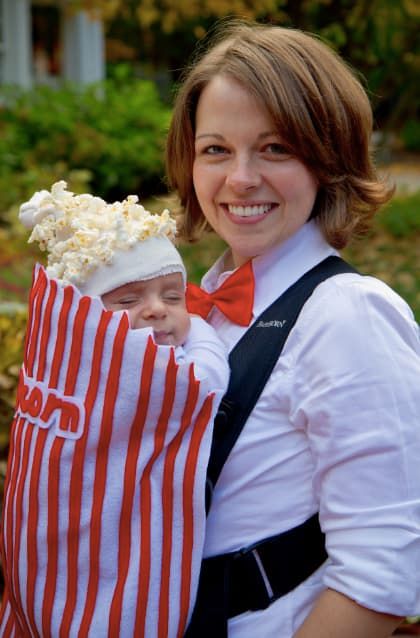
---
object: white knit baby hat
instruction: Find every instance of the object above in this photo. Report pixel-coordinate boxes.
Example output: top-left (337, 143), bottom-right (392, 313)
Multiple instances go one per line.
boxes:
top-left (19, 181), bottom-right (186, 296)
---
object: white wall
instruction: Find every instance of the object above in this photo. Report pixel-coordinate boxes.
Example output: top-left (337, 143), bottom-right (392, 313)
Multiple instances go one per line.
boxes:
top-left (0, 2), bottom-right (105, 88)
top-left (1, 0), bottom-right (32, 87)
top-left (62, 9), bottom-right (105, 84)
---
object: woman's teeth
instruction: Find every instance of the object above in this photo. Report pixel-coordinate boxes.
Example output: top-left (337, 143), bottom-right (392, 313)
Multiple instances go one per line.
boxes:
top-left (227, 204), bottom-right (272, 217)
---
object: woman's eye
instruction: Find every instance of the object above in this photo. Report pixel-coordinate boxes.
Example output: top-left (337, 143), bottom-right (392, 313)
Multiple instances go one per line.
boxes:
top-left (264, 143), bottom-right (291, 155)
top-left (203, 144), bottom-right (227, 155)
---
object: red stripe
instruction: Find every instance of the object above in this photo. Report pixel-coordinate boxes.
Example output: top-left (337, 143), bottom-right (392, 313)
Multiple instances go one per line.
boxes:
top-left (25, 429), bottom-right (48, 636)
top-left (108, 336), bottom-right (157, 636)
top-left (21, 277), bottom-right (57, 634)
top-left (1, 417), bottom-right (23, 635)
top-left (23, 267), bottom-right (45, 367)
top-left (64, 296), bottom-right (91, 395)
top-left (0, 593), bottom-right (16, 638)
top-left (59, 310), bottom-right (113, 638)
top-left (177, 393), bottom-right (215, 638)
top-left (2, 418), bottom-right (26, 630)
top-left (134, 348), bottom-right (178, 637)
top-left (78, 314), bottom-right (129, 636)
top-left (10, 424), bottom-right (35, 636)
top-left (2, 614), bottom-right (15, 637)
top-left (2, 614), bottom-right (16, 638)
top-left (26, 270), bottom-right (48, 377)
top-left (25, 284), bottom-right (74, 633)
top-left (41, 436), bottom-right (64, 638)
top-left (0, 580), bottom-right (9, 626)
top-left (49, 287), bottom-right (74, 388)
top-left (158, 364), bottom-right (200, 638)
top-left (1, 415), bottom-right (18, 511)
top-left (36, 279), bottom-right (58, 381)
top-left (1, 268), bottom-right (45, 637)
top-left (0, 587), bottom-right (12, 637)
top-left (41, 295), bottom-right (91, 637)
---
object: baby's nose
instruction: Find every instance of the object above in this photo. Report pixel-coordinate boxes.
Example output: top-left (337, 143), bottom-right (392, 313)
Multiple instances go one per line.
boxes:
top-left (141, 297), bottom-right (167, 318)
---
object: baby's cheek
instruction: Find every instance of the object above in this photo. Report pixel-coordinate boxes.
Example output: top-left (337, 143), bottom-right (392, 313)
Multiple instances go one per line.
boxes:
top-left (128, 310), bottom-right (149, 330)
top-left (179, 313), bottom-right (191, 344)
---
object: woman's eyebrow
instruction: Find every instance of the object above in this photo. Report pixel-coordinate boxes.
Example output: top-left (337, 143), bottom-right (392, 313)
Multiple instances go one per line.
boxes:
top-left (195, 131), bottom-right (279, 140)
top-left (195, 133), bottom-right (225, 140)
top-left (259, 131), bottom-right (281, 139)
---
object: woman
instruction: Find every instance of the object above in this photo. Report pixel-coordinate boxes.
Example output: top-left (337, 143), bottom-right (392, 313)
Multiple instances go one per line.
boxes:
top-left (166, 21), bottom-right (420, 638)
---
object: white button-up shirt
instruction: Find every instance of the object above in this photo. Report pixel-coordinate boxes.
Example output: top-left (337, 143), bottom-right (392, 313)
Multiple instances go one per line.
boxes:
top-left (200, 221), bottom-right (420, 637)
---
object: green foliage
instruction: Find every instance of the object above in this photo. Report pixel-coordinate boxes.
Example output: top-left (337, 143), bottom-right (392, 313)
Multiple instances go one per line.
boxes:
top-left (107, 0), bottom-right (419, 152)
top-left (179, 234), bottom-right (226, 283)
top-left (343, 192), bottom-right (420, 318)
top-left (0, 306), bottom-right (27, 449)
top-left (304, 0), bottom-right (420, 133)
top-left (0, 165), bottom-right (92, 230)
top-left (0, 77), bottom-right (171, 225)
top-left (99, 0), bottom-right (420, 137)
top-left (401, 120), bottom-right (420, 152)
top-left (377, 191), bottom-right (420, 237)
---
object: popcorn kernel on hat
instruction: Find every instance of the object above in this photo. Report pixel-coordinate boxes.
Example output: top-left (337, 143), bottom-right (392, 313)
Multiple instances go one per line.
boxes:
top-left (19, 181), bottom-right (186, 296)
top-left (80, 235), bottom-right (186, 296)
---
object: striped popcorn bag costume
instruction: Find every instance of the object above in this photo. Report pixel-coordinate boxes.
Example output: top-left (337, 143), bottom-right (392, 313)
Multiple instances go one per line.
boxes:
top-left (0, 265), bottom-right (221, 637)
top-left (0, 183), bottom-right (228, 637)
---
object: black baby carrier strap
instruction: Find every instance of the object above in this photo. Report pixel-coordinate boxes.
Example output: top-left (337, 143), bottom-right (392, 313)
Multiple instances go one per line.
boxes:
top-left (185, 256), bottom-right (358, 637)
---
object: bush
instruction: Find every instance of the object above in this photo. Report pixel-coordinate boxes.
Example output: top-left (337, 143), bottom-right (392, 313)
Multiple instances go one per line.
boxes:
top-left (0, 77), bottom-right (171, 222)
top-left (343, 192), bottom-right (420, 320)
top-left (401, 120), bottom-right (420, 153)
top-left (0, 304), bottom-right (27, 497)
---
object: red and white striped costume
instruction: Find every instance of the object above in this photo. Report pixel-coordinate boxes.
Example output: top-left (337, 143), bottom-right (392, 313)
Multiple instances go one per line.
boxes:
top-left (0, 265), bottom-right (228, 637)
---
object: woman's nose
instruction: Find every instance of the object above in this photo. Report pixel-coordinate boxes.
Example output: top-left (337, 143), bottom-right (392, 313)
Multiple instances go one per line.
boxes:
top-left (225, 157), bottom-right (261, 191)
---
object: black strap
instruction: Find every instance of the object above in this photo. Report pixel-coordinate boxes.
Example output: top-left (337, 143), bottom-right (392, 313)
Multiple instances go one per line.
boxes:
top-left (227, 513), bottom-right (327, 617)
top-left (206, 255), bottom-right (358, 509)
top-left (187, 256), bottom-right (358, 637)
top-left (185, 514), bottom-right (328, 637)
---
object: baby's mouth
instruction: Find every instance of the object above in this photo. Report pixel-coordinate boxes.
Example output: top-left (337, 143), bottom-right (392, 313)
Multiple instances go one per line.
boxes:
top-left (153, 330), bottom-right (173, 344)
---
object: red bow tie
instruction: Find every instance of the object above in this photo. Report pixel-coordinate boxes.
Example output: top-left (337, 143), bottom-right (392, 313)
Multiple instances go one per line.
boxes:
top-left (186, 260), bottom-right (255, 326)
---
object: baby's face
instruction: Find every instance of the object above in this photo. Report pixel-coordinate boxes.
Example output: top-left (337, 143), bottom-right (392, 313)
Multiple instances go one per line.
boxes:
top-left (101, 272), bottom-right (190, 346)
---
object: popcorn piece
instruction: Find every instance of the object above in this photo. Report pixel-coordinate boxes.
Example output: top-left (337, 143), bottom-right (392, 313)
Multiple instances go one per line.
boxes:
top-left (20, 181), bottom-right (177, 288)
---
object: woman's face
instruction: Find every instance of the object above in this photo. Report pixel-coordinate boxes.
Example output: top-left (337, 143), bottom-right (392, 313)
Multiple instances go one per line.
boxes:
top-left (193, 75), bottom-right (318, 268)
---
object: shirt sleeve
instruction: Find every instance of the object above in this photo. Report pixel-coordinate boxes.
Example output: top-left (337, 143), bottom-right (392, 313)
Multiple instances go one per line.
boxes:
top-left (290, 273), bottom-right (420, 616)
top-left (176, 316), bottom-right (230, 394)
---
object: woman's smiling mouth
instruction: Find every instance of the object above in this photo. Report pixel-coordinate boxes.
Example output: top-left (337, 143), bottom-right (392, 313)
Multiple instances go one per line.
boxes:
top-left (221, 202), bottom-right (277, 224)
top-left (226, 203), bottom-right (275, 217)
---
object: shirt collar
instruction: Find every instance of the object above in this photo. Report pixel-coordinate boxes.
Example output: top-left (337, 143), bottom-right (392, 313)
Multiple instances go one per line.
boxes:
top-left (201, 250), bottom-right (233, 292)
top-left (201, 221), bottom-right (339, 320)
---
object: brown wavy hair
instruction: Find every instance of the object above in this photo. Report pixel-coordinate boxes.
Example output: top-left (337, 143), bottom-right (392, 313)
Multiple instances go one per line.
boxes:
top-left (166, 21), bottom-right (394, 248)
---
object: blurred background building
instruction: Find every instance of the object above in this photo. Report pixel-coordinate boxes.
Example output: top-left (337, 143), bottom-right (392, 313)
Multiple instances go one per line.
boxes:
top-left (0, 0), bottom-right (105, 87)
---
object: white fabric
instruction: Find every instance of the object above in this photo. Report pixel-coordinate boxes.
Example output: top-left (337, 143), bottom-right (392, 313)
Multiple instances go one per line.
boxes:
top-left (79, 235), bottom-right (187, 296)
top-left (19, 189), bottom-right (54, 228)
top-left (177, 315), bottom-right (231, 391)
top-left (201, 220), bottom-right (420, 636)
top-left (0, 265), bottom-right (228, 638)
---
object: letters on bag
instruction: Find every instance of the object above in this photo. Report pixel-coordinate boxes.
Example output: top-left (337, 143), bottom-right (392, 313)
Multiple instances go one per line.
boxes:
top-left (15, 370), bottom-right (85, 440)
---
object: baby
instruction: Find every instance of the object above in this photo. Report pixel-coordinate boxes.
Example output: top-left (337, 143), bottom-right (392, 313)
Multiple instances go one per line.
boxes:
top-left (17, 180), bottom-right (228, 383)
top-left (0, 182), bottom-right (229, 638)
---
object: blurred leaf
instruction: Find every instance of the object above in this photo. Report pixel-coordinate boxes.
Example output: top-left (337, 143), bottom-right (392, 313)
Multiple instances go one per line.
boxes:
top-left (0, 76), bottom-right (171, 226)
